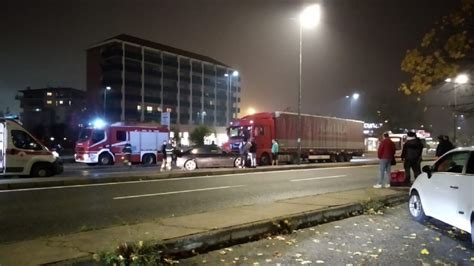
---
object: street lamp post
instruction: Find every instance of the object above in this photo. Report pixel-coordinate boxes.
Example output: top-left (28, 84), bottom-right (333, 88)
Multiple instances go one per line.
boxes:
top-left (225, 71), bottom-right (239, 124)
top-left (446, 74), bottom-right (469, 144)
top-left (297, 4), bottom-right (321, 164)
top-left (104, 86), bottom-right (111, 119)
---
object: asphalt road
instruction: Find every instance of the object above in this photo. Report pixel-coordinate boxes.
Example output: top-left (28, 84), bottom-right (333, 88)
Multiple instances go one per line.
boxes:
top-left (0, 164), bottom-right (385, 244)
top-left (180, 204), bottom-right (473, 265)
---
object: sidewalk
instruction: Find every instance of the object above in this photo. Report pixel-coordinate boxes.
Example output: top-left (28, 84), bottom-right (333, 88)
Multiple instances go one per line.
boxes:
top-left (0, 187), bottom-right (409, 265)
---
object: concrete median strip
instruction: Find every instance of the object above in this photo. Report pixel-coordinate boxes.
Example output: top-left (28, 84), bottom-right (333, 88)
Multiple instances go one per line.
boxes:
top-left (0, 187), bottom-right (409, 265)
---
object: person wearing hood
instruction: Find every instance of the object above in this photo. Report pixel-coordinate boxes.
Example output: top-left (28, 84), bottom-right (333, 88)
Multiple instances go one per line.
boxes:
top-left (401, 131), bottom-right (424, 185)
top-left (435, 135), bottom-right (455, 157)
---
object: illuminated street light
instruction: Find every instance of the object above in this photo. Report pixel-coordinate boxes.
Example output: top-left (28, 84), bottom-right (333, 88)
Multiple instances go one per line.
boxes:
top-left (247, 107), bottom-right (256, 115)
top-left (445, 73), bottom-right (469, 144)
top-left (226, 70), bottom-right (239, 124)
top-left (352, 93), bottom-right (360, 100)
top-left (104, 86), bottom-right (111, 120)
top-left (297, 4), bottom-right (321, 165)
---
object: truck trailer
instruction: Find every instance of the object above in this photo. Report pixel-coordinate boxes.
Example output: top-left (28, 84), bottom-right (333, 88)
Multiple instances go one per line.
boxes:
top-left (226, 111), bottom-right (364, 165)
top-left (75, 122), bottom-right (169, 166)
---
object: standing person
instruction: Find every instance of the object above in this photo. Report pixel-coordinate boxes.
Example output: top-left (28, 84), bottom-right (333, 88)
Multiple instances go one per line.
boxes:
top-left (374, 132), bottom-right (396, 188)
top-left (435, 135), bottom-right (455, 157)
top-left (400, 131), bottom-right (423, 185)
top-left (271, 139), bottom-right (279, 166)
top-left (122, 142), bottom-right (132, 168)
top-left (160, 140), bottom-right (168, 171)
top-left (239, 138), bottom-right (251, 168)
top-left (165, 140), bottom-right (175, 171)
top-left (249, 138), bottom-right (257, 168)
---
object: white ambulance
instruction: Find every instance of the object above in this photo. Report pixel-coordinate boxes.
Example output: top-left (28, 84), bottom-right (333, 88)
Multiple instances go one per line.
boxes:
top-left (0, 117), bottom-right (63, 177)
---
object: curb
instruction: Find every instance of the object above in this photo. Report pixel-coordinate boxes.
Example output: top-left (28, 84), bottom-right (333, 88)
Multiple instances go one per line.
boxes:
top-left (63, 192), bottom-right (409, 265)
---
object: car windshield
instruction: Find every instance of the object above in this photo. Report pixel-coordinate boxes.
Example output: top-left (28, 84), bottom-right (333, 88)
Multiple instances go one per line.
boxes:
top-left (228, 126), bottom-right (251, 139)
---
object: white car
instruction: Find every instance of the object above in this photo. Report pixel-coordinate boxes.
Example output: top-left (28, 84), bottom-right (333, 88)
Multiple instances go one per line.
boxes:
top-left (408, 147), bottom-right (473, 245)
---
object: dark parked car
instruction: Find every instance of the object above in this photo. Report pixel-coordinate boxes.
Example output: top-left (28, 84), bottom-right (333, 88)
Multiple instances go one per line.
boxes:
top-left (176, 145), bottom-right (241, 170)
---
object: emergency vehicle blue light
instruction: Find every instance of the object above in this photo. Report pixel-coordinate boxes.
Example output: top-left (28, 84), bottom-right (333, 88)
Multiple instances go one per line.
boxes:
top-left (92, 118), bottom-right (106, 129)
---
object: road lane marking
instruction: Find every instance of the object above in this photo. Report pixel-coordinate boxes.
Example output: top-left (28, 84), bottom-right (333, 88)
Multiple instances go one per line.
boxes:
top-left (113, 185), bottom-right (246, 200)
top-left (290, 175), bottom-right (347, 182)
top-left (0, 165), bottom-right (374, 193)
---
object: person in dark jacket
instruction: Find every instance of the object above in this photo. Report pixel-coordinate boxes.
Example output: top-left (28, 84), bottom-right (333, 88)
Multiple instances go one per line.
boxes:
top-left (374, 132), bottom-right (396, 188)
top-left (435, 135), bottom-right (455, 157)
top-left (401, 131), bottom-right (423, 185)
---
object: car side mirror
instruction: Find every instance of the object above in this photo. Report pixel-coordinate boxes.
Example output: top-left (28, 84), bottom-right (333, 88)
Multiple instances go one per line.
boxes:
top-left (422, 165), bottom-right (432, 178)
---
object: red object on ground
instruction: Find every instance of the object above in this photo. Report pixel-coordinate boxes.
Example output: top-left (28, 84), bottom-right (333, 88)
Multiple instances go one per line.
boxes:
top-left (390, 170), bottom-right (406, 186)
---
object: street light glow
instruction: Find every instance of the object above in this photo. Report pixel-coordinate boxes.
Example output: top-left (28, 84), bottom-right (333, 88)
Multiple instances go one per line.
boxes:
top-left (454, 74), bottom-right (469, 84)
top-left (106, 86), bottom-right (111, 90)
top-left (299, 4), bottom-right (321, 29)
top-left (445, 78), bottom-right (452, 83)
top-left (232, 70), bottom-right (239, 77)
top-left (247, 107), bottom-right (256, 115)
top-left (352, 93), bottom-right (360, 100)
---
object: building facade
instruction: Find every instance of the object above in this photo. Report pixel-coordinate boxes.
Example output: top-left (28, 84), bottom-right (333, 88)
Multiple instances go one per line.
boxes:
top-left (87, 34), bottom-right (241, 127)
top-left (17, 87), bottom-right (87, 148)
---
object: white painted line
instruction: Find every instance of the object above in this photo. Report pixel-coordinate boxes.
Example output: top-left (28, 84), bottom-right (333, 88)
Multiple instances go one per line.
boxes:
top-left (0, 165), bottom-right (374, 193)
top-left (290, 175), bottom-right (347, 182)
top-left (113, 185), bottom-right (246, 200)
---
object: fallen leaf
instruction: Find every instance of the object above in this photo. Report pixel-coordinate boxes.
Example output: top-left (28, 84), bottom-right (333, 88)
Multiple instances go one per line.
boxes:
top-left (295, 253), bottom-right (302, 258)
top-left (301, 261), bottom-right (312, 265)
top-left (219, 250), bottom-right (226, 255)
top-left (420, 248), bottom-right (430, 255)
top-left (265, 259), bottom-right (272, 263)
top-left (315, 260), bottom-right (324, 264)
top-left (257, 253), bottom-right (263, 256)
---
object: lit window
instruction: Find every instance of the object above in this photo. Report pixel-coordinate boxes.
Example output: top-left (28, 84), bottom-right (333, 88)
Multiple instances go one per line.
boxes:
top-left (59, 100), bottom-right (64, 105)
top-left (46, 100), bottom-right (53, 105)
top-left (166, 108), bottom-right (172, 113)
top-left (210, 100), bottom-right (213, 106)
top-left (146, 106), bottom-right (153, 113)
top-left (46, 92), bottom-right (53, 96)
top-left (69, 101), bottom-right (71, 106)
top-left (137, 105), bottom-right (141, 111)
top-left (35, 108), bottom-right (41, 112)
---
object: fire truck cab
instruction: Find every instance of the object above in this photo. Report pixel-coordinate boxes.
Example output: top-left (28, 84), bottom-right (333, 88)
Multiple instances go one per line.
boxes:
top-left (74, 121), bottom-right (169, 166)
top-left (0, 117), bottom-right (63, 177)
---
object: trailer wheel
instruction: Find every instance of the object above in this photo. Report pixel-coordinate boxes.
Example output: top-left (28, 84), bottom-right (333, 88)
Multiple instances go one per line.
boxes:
top-left (344, 154), bottom-right (352, 162)
top-left (336, 154), bottom-right (345, 162)
top-left (142, 154), bottom-right (156, 165)
top-left (98, 153), bottom-right (113, 165)
top-left (329, 154), bottom-right (337, 163)
top-left (260, 153), bottom-right (271, 166)
top-left (31, 163), bottom-right (52, 177)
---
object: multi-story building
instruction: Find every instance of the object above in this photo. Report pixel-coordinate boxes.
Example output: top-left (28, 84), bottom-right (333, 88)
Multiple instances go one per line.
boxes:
top-left (87, 34), bottom-right (241, 128)
top-left (16, 87), bottom-right (87, 147)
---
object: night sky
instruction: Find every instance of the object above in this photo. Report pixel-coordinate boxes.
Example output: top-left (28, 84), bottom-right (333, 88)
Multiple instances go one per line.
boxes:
top-left (0, 0), bottom-right (464, 136)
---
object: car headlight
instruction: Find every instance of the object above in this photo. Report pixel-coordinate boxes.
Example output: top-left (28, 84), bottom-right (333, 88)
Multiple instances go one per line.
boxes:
top-left (52, 151), bottom-right (60, 158)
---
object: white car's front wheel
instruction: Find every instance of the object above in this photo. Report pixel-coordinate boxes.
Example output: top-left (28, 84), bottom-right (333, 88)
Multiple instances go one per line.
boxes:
top-left (409, 192), bottom-right (427, 222)
top-left (184, 160), bottom-right (197, 171)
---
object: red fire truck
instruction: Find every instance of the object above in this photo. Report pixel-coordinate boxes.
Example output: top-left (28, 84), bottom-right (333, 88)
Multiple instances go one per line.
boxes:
top-left (74, 121), bottom-right (169, 166)
top-left (226, 112), bottom-right (364, 165)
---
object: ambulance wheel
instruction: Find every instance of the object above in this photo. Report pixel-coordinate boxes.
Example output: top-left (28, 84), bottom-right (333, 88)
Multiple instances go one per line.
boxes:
top-left (31, 163), bottom-right (52, 177)
top-left (98, 153), bottom-right (113, 165)
top-left (142, 154), bottom-right (156, 165)
top-left (336, 154), bottom-right (345, 162)
top-left (184, 160), bottom-right (197, 171)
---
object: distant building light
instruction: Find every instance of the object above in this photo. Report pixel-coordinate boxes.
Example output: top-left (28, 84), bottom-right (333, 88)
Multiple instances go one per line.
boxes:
top-left (35, 108), bottom-right (41, 112)
top-left (63, 137), bottom-right (67, 141)
top-left (46, 100), bottom-right (53, 105)
top-left (46, 92), bottom-right (53, 96)
top-left (69, 100), bottom-right (71, 106)
top-left (137, 105), bottom-right (141, 111)
top-left (50, 137), bottom-right (55, 141)
top-left (457, 126), bottom-right (462, 130)
top-left (146, 106), bottom-right (153, 113)
top-left (59, 100), bottom-right (64, 105)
